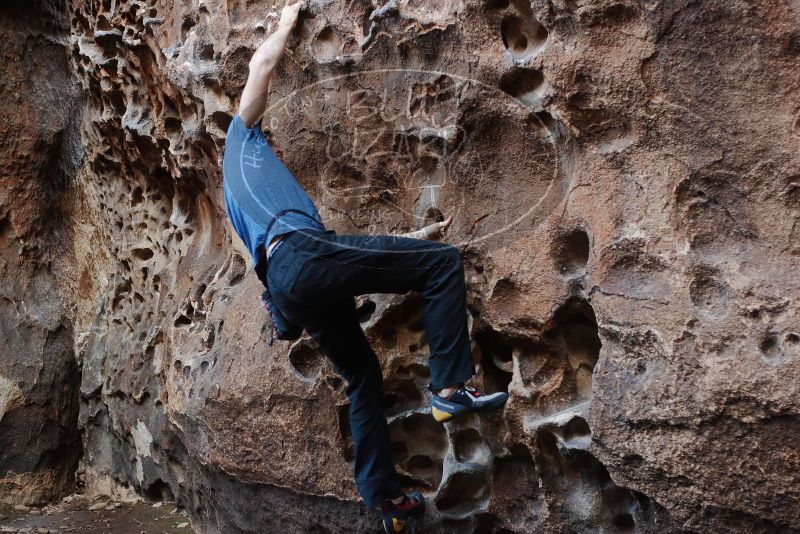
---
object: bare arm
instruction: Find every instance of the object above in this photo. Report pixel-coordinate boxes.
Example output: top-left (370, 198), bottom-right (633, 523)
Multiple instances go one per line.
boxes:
top-left (238, 2), bottom-right (303, 128)
top-left (397, 215), bottom-right (453, 239)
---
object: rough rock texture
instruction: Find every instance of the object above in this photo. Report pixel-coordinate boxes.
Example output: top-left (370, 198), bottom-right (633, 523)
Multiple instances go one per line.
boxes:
top-left (0, 0), bottom-right (83, 506)
top-left (2, 0), bottom-right (800, 532)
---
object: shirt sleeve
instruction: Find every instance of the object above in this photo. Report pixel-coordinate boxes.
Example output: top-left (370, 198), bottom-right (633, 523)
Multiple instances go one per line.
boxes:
top-left (226, 114), bottom-right (266, 144)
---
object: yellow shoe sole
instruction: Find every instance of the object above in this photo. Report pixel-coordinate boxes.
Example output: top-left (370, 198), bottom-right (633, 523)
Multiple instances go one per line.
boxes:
top-left (431, 407), bottom-right (454, 422)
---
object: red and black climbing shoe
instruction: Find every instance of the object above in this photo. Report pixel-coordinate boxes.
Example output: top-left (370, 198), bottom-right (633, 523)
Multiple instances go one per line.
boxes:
top-left (430, 383), bottom-right (509, 423)
top-left (380, 492), bottom-right (425, 533)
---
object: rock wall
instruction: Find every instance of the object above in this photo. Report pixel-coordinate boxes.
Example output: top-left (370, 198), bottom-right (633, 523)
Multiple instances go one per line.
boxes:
top-left (0, 0), bottom-right (83, 506)
top-left (2, 0), bottom-right (799, 532)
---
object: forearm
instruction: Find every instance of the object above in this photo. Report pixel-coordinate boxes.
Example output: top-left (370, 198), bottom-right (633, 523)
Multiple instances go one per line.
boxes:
top-left (238, 4), bottom-right (301, 127)
top-left (397, 219), bottom-right (450, 240)
top-left (249, 22), bottom-right (293, 75)
top-left (397, 224), bottom-right (439, 240)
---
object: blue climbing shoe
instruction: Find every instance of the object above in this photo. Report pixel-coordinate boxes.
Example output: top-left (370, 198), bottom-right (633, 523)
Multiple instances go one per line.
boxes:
top-left (430, 383), bottom-right (509, 423)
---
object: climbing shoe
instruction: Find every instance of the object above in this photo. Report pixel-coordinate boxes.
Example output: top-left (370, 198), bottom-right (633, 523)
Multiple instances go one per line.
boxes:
top-left (379, 492), bottom-right (425, 533)
top-left (430, 383), bottom-right (509, 423)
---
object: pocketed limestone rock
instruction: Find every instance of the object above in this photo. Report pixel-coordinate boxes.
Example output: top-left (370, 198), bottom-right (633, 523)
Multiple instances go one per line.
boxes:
top-left (1, 0), bottom-right (799, 532)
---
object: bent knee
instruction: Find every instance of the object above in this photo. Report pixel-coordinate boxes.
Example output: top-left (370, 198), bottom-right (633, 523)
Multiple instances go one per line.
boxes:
top-left (439, 244), bottom-right (463, 270)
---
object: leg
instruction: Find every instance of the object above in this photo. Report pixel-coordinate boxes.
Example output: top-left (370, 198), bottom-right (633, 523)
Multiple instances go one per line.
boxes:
top-left (289, 296), bottom-right (402, 508)
top-left (285, 231), bottom-right (475, 391)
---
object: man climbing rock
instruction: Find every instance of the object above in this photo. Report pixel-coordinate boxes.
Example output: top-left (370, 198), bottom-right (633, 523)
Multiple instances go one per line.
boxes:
top-left (221, 2), bottom-right (508, 531)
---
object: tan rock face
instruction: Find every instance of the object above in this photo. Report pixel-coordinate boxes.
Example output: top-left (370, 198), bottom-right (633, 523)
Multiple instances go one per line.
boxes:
top-left (1, 0), bottom-right (799, 531)
top-left (0, 0), bottom-right (83, 506)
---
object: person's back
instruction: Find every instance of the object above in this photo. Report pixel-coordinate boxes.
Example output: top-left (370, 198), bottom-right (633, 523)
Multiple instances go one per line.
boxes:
top-left (222, 114), bottom-right (324, 284)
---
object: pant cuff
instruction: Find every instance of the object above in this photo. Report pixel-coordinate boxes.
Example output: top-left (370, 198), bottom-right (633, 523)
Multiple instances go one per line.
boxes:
top-left (428, 365), bottom-right (475, 392)
top-left (356, 474), bottom-right (403, 508)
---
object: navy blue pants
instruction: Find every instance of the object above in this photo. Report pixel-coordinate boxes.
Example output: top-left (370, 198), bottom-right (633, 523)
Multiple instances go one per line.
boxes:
top-left (266, 229), bottom-right (475, 507)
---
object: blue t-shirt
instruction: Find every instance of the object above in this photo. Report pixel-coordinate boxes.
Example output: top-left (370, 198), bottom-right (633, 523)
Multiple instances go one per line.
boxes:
top-left (222, 115), bottom-right (324, 274)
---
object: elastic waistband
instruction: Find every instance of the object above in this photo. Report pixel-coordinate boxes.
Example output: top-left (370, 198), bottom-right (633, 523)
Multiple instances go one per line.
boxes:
top-left (283, 229), bottom-right (331, 247)
top-left (268, 229), bottom-right (331, 261)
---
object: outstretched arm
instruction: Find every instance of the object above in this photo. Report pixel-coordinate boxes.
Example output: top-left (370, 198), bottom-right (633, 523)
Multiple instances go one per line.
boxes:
top-left (238, 1), bottom-right (303, 128)
top-left (397, 215), bottom-right (453, 240)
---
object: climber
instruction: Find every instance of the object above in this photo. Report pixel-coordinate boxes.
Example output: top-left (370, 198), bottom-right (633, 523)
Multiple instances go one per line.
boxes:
top-left (221, 2), bottom-right (508, 532)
